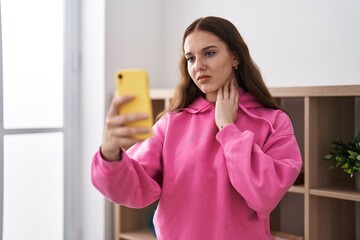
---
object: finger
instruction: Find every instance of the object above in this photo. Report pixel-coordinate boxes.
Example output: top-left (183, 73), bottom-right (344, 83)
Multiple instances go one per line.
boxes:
top-left (108, 95), bottom-right (134, 117)
top-left (111, 126), bottom-right (151, 137)
top-left (232, 78), bottom-right (239, 87)
top-left (230, 79), bottom-right (238, 103)
top-left (117, 138), bottom-right (141, 150)
top-left (217, 86), bottom-right (223, 100)
top-left (234, 89), bottom-right (239, 105)
top-left (106, 112), bottom-right (149, 128)
top-left (223, 81), bottom-right (230, 99)
top-left (119, 113), bottom-right (149, 125)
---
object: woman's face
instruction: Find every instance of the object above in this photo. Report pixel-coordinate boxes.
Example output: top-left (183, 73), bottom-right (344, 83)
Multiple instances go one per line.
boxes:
top-left (184, 30), bottom-right (239, 102)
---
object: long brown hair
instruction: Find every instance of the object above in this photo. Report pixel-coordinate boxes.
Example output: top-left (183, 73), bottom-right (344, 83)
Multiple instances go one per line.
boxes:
top-left (158, 16), bottom-right (279, 119)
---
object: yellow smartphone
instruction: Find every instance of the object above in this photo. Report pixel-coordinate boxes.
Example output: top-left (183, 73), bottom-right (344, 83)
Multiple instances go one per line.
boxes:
top-left (116, 69), bottom-right (153, 140)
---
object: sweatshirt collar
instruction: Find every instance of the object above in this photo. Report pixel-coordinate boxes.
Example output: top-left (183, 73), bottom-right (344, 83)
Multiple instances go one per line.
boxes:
top-left (182, 97), bottom-right (215, 114)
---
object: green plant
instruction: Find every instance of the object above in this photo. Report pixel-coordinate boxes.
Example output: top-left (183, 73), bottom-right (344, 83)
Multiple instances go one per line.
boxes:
top-left (324, 132), bottom-right (360, 177)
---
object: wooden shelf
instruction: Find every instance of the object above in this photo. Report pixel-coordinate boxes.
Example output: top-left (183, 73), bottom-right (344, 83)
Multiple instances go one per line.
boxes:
top-left (310, 187), bottom-right (360, 202)
top-left (114, 85), bottom-right (360, 240)
top-left (119, 229), bottom-right (156, 240)
top-left (288, 185), bottom-right (305, 194)
top-left (270, 85), bottom-right (360, 97)
top-left (149, 88), bottom-right (174, 99)
top-left (272, 230), bottom-right (304, 240)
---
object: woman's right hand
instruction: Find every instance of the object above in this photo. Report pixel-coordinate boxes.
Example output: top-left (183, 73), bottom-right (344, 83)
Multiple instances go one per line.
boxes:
top-left (100, 95), bottom-right (151, 161)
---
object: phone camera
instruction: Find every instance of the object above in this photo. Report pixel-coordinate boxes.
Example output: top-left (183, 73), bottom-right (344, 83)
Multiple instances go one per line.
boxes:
top-left (118, 74), bottom-right (123, 79)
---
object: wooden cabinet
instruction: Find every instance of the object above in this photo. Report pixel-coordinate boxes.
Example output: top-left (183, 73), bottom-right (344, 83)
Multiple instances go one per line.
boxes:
top-left (114, 85), bottom-right (360, 240)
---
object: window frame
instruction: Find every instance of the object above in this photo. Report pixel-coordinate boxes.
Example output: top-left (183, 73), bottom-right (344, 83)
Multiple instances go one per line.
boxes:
top-left (0, 0), bottom-right (81, 239)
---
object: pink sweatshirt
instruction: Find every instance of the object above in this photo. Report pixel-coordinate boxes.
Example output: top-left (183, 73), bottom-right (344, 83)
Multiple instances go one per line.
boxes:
top-left (91, 88), bottom-right (302, 240)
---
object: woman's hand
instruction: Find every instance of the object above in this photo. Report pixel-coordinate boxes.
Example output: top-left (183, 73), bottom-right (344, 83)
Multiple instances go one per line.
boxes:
top-left (100, 95), bottom-right (151, 161)
top-left (215, 78), bottom-right (239, 130)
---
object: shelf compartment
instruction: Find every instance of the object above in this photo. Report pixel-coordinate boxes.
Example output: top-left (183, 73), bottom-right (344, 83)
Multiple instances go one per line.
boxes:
top-left (309, 195), bottom-right (356, 240)
top-left (115, 202), bottom-right (157, 240)
top-left (307, 96), bottom-right (356, 189)
top-left (276, 97), bottom-right (305, 159)
top-left (271, 192), bottom-right (304, 238)
top-left (151, 99), bottom-right (165, 122)
top-left (150, 89), bottom-right (173, 123)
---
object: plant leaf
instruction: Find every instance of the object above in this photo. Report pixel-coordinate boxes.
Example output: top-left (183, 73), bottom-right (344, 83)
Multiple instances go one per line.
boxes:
top-left (348, 150), bottom-right (358, 157)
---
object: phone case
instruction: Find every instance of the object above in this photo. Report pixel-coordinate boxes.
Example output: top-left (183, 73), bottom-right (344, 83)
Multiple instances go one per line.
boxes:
top-left (116, 69), bottom-right (153, 140)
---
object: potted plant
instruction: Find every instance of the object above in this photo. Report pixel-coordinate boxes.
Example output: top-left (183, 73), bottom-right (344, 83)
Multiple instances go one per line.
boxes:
top-left (324, 132), bottom-right (360, 190)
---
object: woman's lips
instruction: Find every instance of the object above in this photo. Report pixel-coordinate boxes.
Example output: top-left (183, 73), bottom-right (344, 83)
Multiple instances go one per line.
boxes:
top-left (197, 75), bottom-right (210, 83)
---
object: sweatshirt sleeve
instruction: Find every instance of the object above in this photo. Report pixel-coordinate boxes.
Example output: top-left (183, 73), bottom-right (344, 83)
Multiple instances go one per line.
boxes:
top-left (91, 115), bottom-right (167, 208)
top-left (216, 114), bottom-right (302, 218)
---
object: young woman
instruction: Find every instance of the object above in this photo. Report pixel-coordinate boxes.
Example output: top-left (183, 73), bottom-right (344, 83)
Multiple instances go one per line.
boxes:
top-left (92, 16), bottom-right (302, 239)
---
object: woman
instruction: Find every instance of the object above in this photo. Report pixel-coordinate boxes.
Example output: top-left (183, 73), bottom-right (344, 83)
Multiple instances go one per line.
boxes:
top-left (92, 16), bottom-right (302, 239)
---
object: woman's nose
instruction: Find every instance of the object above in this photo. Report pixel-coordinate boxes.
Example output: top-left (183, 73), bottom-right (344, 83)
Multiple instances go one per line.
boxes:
top-left (194, 58), bottom-right (206, 72)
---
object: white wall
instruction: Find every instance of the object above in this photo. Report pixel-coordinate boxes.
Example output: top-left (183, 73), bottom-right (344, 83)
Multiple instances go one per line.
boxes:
top-left (106, 0), bottom-right (360, 88)
top-left (105, 0), bottom-right (164, 89)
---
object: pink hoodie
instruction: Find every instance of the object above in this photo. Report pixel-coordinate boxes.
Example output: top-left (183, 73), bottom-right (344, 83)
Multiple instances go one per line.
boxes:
top-left (91, 88), bottom-right (302, 240)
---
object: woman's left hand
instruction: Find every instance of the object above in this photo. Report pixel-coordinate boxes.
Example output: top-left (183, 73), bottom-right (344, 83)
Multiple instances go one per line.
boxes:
top-left (215, 78), bottom-right (239, 130)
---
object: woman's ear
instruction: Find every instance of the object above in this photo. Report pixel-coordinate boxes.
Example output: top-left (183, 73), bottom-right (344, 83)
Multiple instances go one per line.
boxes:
top-left (233, 59), bottom-right (239, 68)
top-left (232, 54), bottom-right (240, 67)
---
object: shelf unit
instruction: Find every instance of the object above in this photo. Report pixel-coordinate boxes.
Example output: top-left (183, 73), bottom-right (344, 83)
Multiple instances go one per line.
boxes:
top-left (114, 85), bottom-right (360, 240)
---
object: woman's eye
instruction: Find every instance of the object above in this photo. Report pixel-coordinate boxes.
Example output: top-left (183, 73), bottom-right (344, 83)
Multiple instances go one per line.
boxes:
top-left (205, 51), bottom-right (215, 57)
top-left (186, 57), bottom-right (194, 63)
